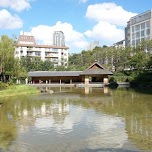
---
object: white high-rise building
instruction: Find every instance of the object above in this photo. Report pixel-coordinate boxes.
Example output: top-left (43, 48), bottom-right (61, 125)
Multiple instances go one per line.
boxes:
top-left (15, 32), bottom-right (69, 66)
top-left (87, 41), bottom-right (100, 50)
top-left (125, 10), bottom-right (152, 47)
top-left (53, 31), bottom-right (65, 46)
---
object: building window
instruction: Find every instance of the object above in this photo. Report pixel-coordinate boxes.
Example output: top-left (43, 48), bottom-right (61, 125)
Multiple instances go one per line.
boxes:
top-left (35, 52), bottom-right (41, 56)
top-left (146, 29), bottom-right (150, 35)
top-left (146, 21), bottom-right (150, 28)
top-left (141, 30), bottom-right (145, 37)
top-left (132, 26), bottom-right (135, 32)
top-left (136, 32), bottom-right (140, 38)
top-left (136, 39), bottom-right (140, 45)
top-left (135, 25), bottom-right (140, 31)
top-left (132, 33), bottom-right (135, 39)
top-left (132, 40), bottom-right (135, 46)
top-left (141, 23), bottom-right (145, 29)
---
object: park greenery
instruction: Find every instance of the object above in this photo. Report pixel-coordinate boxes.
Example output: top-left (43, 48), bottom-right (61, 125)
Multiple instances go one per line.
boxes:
top-left (0, 85), bottom-right (40, 97)
top-left (0, 35), bottom-right (152, 88)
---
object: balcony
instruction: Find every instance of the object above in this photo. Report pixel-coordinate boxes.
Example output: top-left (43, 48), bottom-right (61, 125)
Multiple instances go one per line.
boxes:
top-left (27, 48), bottom-right (41, 52)
top-left (51, 59), bottom-right (58, 63)
top-left (45, 53), bottom-right (58, 58)
top-left (27, 52), bottom-right (41, 57)
top-left (45, 49), bottom-right (58, 53)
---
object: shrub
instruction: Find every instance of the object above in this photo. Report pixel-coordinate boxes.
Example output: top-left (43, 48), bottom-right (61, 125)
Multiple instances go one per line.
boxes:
top-left (0, 81), bottom-right (9, 90)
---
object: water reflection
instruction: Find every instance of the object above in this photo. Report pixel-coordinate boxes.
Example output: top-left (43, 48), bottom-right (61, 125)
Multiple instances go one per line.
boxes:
top-left (0, 87), bottom-right (151, 152)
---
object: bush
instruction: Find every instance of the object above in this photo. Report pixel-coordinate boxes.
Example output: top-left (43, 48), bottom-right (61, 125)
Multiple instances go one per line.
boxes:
top-left (109, 75), bottom-right (133, 83)
top-left (131, 71), bottom-right (152, 88)
top-left (109, 81), bottom-right (118, 89)
top-left (0, 81), bottom-right (9, 90)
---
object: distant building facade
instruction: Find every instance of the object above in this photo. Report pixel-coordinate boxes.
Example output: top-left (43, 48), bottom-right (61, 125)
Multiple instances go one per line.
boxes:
top-left (113, 40), bottom-right (125, 48)
top-left (53, 31), bottom-right (65, 46)
top-left (15, 31), bottom-right (69, 66)
top-left (125, 10), bottom-right (152, 47)
top-left (87, 41), bottom-right (100, 50)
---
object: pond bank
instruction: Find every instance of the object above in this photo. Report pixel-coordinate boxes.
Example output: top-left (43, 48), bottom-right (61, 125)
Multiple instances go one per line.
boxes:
top-left (0, 85), bottom-right (40, 97)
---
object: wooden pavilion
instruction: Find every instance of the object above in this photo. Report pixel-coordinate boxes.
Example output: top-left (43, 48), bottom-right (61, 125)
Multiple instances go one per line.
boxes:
top-left (28, 62), bottom-right (113, 84)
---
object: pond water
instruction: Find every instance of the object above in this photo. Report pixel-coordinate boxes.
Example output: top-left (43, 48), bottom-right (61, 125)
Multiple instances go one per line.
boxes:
top-left (0, 87), bottom-right (151, 152)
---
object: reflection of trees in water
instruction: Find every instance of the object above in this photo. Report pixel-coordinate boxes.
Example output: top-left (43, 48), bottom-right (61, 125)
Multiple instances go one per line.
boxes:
top-left (80, 88), bottom-right (152, 151)
top-left (0, 96), bottom-right (70, 150)
top-left (65, 88), bottom-right (152, 151)
top-left (0, 88), bottom-right (151, 151)
top-left (0, 102), bottom-right (17, 150)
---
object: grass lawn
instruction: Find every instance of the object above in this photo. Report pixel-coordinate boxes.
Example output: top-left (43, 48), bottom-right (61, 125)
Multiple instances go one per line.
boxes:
top-left (0, 85), bottom-right (40, 97)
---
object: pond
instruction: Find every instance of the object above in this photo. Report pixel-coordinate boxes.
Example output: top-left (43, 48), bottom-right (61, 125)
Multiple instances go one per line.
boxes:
top-left (0, 87), bottom-right (151, 152)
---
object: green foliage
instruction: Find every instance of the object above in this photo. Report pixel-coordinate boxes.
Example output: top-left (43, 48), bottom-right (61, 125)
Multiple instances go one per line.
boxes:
top-left (68, 40), bottom-right (152, 88)
top-left (20, 57), bottom-right (54, 72)
top-left (0, 81), bottom-right (9, 90)
top-left (54, 65), bottom-right (67, 71)
top-left (1, 34), bottom-right (152, 87)
top-left (0, 35), bottom-right (26, 82)
top-left (131, 70), bottom-right (152, 88)
top-left (108, 81), bottom-right (118, 89)
top-left (129, 50), bottom-right (148, 70)
top-left (68, 40), bottom-right (152, 72)
top-left (0, 35), bottom-right (15, 81)
top-left (0, 85), bottom-right (40, 97)
top-left (146, 56), bottom-right (152, 69)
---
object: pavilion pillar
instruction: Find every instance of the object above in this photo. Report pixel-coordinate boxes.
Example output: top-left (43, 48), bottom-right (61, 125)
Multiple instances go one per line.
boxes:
top-left (104, 87), bottom-right (109, 94)
top-left (103, 78), bottom-right (109, 86)
top-left (60, 79), bottom-right (62, 84)
top-left (85, 76), bottom-right (89, 85)
top-left (85, 86), bottom-right (89, 94)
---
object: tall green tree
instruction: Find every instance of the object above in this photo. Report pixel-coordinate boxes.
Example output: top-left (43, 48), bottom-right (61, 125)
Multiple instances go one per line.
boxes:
top-left (0, 35), bottom-right (17, 82)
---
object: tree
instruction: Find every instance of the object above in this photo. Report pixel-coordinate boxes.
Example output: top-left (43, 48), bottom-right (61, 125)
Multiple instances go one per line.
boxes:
top-left (129, 43), bottom-right (150, 70)
top-left (42, 59), bottom-right (54, 71)
top-left (146, 57), bottom-right (152, 69)
top-left (0, 35), bottom-right (17, 82)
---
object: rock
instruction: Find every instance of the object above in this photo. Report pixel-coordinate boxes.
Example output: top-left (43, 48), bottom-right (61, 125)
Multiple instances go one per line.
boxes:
top-left (49, 90), bottom-right (54, 94)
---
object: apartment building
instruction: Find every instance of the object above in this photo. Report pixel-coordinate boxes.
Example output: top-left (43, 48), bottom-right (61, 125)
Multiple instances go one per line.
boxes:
top-left (87, 41), bottom-right (100, 50)
top-left (113, 40), bottom-right (125, 48)
top-left (125, 9), bottom-right (152, 47)
top-left (15, 32), bottom-right (69, 66)
top-left (53, 31), bottom-right (65, 46)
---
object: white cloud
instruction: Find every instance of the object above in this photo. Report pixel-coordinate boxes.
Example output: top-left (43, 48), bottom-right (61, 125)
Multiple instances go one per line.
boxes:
top-left (31, 21), bottom-right (88, 52)
top-left (84, 21), bottom-right (124, 45)
top-left (0, 0), bottom-right (31, 12)
top-left (0, 9), bottom-right (23, 29)
top-left (84, 2), bottom-right (137, 46)
top-left (86, 2), bottom-right (137, 26)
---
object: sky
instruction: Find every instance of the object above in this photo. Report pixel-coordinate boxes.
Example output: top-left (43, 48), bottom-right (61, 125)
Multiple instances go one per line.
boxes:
top-left (0, 0), bottom-right (152, 53)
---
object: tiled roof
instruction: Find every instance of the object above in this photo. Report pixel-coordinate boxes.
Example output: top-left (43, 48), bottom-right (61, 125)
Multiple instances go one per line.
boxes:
top-left (28, 62), bottom-right (113, 77)
top-left (82, 62), bottom-right (113, 75)
top-left (81, 69), bottom-right (113, 75)
top-left (28, 71), bottom-right (82, 77)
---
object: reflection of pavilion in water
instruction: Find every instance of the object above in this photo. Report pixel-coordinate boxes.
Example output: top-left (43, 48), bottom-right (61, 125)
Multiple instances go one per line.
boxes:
top-left (15, 87), bottom-right (111, 133)
top-left (84, 86), bottom-right (109, 94)
top-left (38, 86), bottom-right (110, 95)
top-left (0, 88), bottom-right (151, 151)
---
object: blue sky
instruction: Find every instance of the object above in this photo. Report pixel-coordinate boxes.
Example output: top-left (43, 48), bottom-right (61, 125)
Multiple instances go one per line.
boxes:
top-left (0, 0), bottom-right (151, 53)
